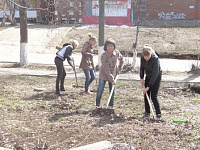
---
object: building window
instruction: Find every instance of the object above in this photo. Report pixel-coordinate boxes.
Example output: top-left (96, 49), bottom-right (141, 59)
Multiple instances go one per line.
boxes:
top-left (69, 10), bottom-right (74, 16)
top-left (79, 9), bottom-right (82, 15)
top-left (140, 0), bottom-right (146, 11)
top-left (78, 2), bottom-right (82, 8)
top-left (70, 2), bottom-right (74, 7)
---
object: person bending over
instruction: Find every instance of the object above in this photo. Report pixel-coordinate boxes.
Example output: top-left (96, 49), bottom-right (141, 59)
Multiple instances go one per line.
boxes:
top-left (55, 39), bottom-right (79, 95)
top-left (140, 45), bottom-right (162, 120)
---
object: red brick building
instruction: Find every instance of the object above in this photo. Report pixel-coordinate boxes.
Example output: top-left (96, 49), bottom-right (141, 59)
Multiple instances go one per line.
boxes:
top-left (134, 0), bottom-right (200, 27)
top-left (81, 0), bottom-right (200, 27)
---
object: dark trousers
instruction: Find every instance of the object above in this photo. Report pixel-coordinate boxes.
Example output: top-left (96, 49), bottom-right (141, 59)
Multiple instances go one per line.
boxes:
top-left (144, 74), bottom-right (162, 115)
top-left (55, 57), bottom-right (66, 91)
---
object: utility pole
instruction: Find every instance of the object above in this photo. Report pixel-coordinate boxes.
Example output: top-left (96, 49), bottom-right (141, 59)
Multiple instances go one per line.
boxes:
top-left (19, 0), bottom-right (28, 66)
top-left (98, 0), bottom-right (105, 67)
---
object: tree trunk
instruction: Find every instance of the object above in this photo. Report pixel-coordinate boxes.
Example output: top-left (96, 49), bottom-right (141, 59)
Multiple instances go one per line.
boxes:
top-left (1, 0), bottom-right (6, 26)
top-left (132, 0), bottom-right (141, 70)
top-left (98, 0), bottom-right (105, 67)
top-left (132, 25), bottom-right (139, 70)
top-left (19, 0), bottom-right (28, 66)
top-left (6, 0), bottom-right (17, 26)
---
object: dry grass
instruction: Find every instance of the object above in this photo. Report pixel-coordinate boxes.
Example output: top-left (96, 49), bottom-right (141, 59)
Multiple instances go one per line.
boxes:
top-left (0, 66), bottom-right (200, 149)
top-left (61, 26), bottom-right (200, 57)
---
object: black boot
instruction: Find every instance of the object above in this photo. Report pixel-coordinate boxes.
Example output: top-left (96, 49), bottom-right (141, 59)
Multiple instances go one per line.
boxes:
top-left (55, 90), bottom-right (63, 95)
top-left (60, 87), bottom-right (66, 91)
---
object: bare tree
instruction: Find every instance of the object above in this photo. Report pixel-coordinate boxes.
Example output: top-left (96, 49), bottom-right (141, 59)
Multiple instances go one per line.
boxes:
top-left (0, 0), bottom-right (6, 26)
top-left (132, 0), bottom-right (141, 70)
top-left (6, 0), bottom-right (17, 26)
top-left (19, 0), bottom-right (28, 66)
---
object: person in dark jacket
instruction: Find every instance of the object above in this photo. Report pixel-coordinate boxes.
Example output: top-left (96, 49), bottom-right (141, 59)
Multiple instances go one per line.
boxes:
top-left (79, 33), bottom-right (97, 94)
top-left (55, 39), bottom-right (79, 95)
top-left (140, 45), bottom-right (162, 120)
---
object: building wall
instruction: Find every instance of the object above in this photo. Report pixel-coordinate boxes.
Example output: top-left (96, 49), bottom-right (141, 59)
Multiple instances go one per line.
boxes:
top-left (81, 0), bottom-right (134, 26)
top-left (133, 0), bottom-right (200, 27)
top-left (197, 0), bottom-right (200, 19)
top-left (54, 0), bottom-right (82, 24)
top-left (145, 0), bottom-right (198, 20)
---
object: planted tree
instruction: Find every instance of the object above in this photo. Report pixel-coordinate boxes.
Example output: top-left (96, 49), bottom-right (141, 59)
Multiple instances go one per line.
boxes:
top-left (6, 0), bottom-right (17, 26)
top-left (1, 0), bottom-right (6, 26)
top-left (19, 0), bottom-right (28, 66)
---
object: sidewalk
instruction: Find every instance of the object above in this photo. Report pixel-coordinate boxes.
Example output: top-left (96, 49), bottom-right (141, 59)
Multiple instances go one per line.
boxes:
top-left (0, 53), bottom-right (200, 83)
top-left (0, 25), bottom-right (200, 83)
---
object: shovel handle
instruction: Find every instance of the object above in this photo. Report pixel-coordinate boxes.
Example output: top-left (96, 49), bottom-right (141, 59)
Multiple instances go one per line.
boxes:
top-left (107, 75), bottom-right (119, 106)
top-left (72, 59), bottom-right (78, 87)
top-left (145, 92), bottom-right (156, 118)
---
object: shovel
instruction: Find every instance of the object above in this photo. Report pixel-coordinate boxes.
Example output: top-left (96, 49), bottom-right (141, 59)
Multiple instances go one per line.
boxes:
top-left (72, 59), bottom-right (79, 87)
top-left (145, 92), bottom-right (156, 119)
top-left (91, 58), bottom-right (98, 85)
top-left (107, 75), bottom-right (119, 107)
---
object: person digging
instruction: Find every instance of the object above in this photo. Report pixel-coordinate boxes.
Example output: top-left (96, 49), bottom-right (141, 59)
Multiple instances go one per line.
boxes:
top-left (54, 39), bottom-right (79, 95)
top-left (140, 45), bottom-right (162, 120)
top-left (95, 38), bottom-right (124, 109)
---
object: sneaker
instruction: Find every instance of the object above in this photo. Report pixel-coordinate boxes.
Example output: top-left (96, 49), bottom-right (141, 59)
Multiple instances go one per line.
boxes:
top-left (107, 106), bottom-right (113, 109)
top-left (86, 91), bottom-right (93, 95)
top-left (155, 114), bottom-right (162, 121)
top-left (143, 112), bottom-right (150, 118)
top-left (96, 106), bottom-right (100, 109)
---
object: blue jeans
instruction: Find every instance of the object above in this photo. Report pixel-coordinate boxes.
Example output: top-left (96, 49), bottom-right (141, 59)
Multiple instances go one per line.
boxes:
top-left (96, 79), bottom-right (115, 107)
top-left (83, 69), bottom-right (95, 92)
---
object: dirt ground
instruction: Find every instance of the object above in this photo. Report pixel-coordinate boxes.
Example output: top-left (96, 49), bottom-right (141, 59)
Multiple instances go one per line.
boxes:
top-left (0, 63), bottom-right (200, 150)
top-left (0, 25), bottom-right (200, 150)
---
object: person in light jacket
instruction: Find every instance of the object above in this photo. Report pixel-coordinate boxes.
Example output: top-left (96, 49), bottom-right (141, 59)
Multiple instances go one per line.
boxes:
top-left (55, 39), bottom-right (79, 95)
top-left (140, 45), bottom-right (162, 120)
top-left (79, 33), bottom-right (97, 94)
top-left (96, 38), bottom-right (124, 108)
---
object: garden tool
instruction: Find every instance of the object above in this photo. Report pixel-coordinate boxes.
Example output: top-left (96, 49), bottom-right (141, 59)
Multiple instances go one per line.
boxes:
top-left (145, 92), bottom-right (156, 119)
top-left (91, 58), bottom-right (97, 85)
top-left (107, 75), bottom-right (119, 107)
top-left (72, 59), bottom-right (78, 87)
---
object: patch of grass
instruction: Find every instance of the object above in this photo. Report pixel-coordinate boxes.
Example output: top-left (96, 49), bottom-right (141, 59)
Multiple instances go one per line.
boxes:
top-left (191, 98), bottom-right (200, 105)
